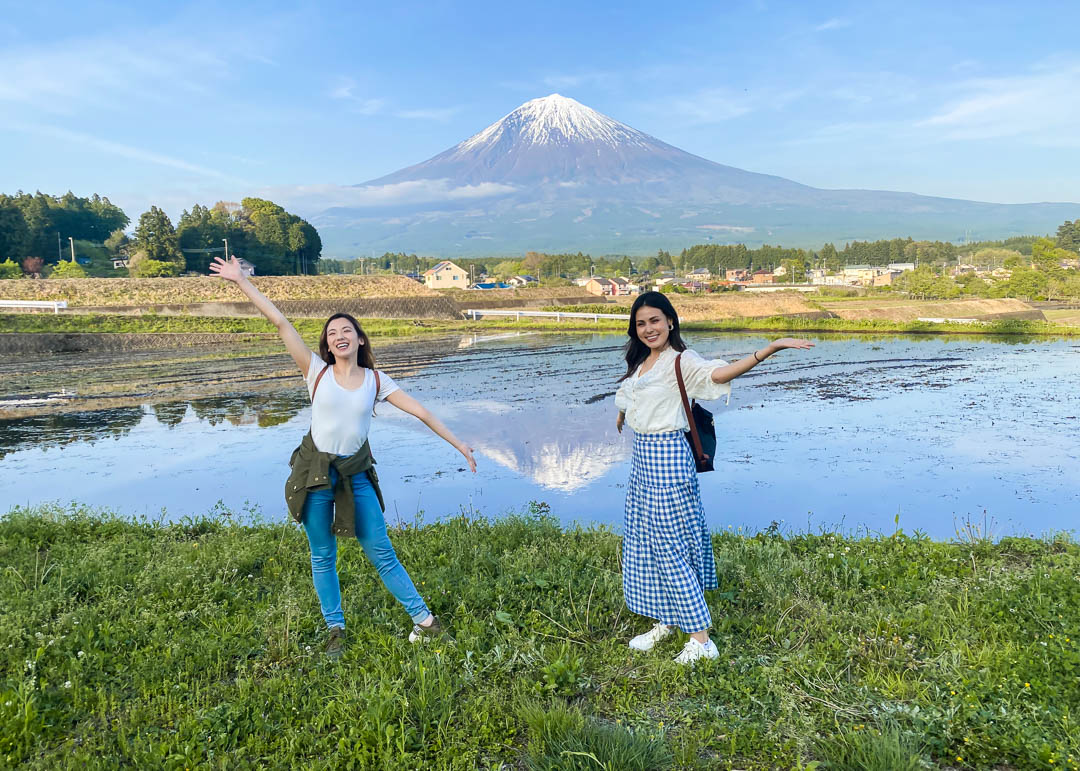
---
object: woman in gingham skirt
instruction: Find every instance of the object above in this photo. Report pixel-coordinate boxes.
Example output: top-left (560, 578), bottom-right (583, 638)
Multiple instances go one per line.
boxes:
top-left (614, 291), bottom-right (813, 664)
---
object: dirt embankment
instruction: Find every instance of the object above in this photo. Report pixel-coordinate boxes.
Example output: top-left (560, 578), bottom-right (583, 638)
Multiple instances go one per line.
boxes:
top-left (820, 298), bottom-right (1045, 321)
top-left (0, 275), bottom-right (437, 307)
top-left (615, 292), bottom-right (831, 321)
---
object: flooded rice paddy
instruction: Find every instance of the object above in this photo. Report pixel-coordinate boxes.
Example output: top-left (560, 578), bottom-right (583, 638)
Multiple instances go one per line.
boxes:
top-left (1, 331), bottom-right (1078, 538)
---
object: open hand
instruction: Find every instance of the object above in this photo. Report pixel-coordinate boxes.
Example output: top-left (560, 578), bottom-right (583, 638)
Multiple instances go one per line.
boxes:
top-left (209, 255), bottom-right (245, 283)
top-left (769, 337), bottom-right (815, 352)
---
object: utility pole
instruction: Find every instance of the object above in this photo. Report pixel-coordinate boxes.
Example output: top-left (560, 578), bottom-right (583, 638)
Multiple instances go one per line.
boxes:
top-left (222, 238), bottom-right (229, 260)
top-left (68, 237), bottom-right (76, 263)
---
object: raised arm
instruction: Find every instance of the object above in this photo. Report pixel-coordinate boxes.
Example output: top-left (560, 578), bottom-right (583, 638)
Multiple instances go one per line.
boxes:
top-left (710, 337), bottom-right (814, 385)
top-left (210, 255), bottom-right (312, 373)
top-left (384, 390), bottom-right (477, 472)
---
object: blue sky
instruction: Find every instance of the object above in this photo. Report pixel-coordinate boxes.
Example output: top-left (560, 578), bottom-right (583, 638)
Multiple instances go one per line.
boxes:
top-left (2, 0), bottom-right (1079, 225)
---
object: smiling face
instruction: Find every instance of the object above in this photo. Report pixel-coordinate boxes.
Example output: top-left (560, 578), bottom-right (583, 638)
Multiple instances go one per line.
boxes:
top-left (325, 317), bottom-right (362, 362)
top-left (634, 305), bottom-right (671, 352)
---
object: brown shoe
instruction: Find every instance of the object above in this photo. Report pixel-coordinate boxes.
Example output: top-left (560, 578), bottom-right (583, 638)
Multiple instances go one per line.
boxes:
top-left (408, 616), bottom-right (448, 644)
top-left (325, 626), bottom-right (346, 660)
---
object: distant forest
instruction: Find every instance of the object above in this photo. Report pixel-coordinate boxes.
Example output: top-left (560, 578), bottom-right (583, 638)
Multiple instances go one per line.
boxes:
top-left (318, 234), bottom-right (1056, 280)
top-left (0, 192), bottom-right (320, 278)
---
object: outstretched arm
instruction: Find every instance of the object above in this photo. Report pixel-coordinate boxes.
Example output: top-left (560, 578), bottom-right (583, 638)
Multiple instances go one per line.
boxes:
top-left (710, 337), bottom-right (814, 385)
top-left (210, 255), bottom-right (312, 373)
top-left (384, 390), bottom-right (477, 472)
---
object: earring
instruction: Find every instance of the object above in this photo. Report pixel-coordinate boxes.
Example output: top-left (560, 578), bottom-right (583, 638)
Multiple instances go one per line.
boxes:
top-left (668, 325), bottom-right (673, 330)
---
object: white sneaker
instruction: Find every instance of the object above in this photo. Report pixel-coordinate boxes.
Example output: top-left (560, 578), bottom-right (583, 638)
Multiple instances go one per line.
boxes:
top-left (674, 637), bottom-right (719, 665)
top-left (628, 623), bottom-right (675, 652)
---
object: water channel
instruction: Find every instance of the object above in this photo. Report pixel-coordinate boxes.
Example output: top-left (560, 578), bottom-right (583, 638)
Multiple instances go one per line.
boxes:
top-left (1, 331), bottom-right (1077, 539)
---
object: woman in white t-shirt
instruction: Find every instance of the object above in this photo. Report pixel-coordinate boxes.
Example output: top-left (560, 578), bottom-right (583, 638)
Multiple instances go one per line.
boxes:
top-left (614, 291), bottom-right (812, 665)
top-left (212, 256), bottom-right (475, 658)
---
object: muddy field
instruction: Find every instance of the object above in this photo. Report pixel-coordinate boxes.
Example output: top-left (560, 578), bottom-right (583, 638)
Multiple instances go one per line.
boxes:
top-left (819, 297), bottom-right (1042, 321)
top-left (606, 291), bottom-right (829, 319)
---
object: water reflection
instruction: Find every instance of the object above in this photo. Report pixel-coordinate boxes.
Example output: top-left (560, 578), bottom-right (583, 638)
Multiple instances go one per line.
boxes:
top-left (1, 332), bottom-right (1078, 537)
top-left (461, 401), bottom-right (629, 491)
top-left (0, 407), bottom-right (144, 459)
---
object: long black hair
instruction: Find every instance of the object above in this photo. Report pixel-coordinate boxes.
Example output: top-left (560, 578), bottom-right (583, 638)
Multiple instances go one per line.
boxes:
top-left (318, 313), bottom-right (375, 369)
top-left (618, 291), bottom-right (687, 382)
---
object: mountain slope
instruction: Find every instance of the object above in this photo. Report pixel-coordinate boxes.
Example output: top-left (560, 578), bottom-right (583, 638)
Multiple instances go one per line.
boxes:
top-left (312, 94), bottom-right (1076, 256)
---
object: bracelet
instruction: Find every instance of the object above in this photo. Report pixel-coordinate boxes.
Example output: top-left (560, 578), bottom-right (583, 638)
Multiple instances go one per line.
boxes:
top-left (753, 350), bottom-right (763, 363)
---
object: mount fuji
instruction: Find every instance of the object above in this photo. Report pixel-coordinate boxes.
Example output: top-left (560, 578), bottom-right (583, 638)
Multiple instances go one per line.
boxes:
top-left (311, 94), bottom-right (1076, 256)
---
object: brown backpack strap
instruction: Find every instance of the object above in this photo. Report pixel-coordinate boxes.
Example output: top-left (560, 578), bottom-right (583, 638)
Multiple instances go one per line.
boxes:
top-left (675, 353), bottom-right (706, 464)
top-left (311, 364), bottom-right (329, 402)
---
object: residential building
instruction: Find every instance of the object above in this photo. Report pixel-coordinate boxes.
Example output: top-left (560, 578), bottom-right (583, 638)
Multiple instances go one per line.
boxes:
top-left (772, 265), bottom-right (787, 277)
top-left (685, 267), bottom-right (711, 280)
top-left (807, 268), bottom-right (827, 284)
top-left (468, 281), bottom-right (511, 290)
top-left (843, 265), bottom-right (887, 285)
top-left (585, 277), bottom-right (616, 296)
top-left (751, 270), bottom-right (775, 284)
top-left (725, 268), bottom-right (750, 282)
top-left (508, 275), bottom-right (538, 287)
top-left (888, 262), bottom-right (916, 273)
top-left (423, 260), bottom-right (468, 289)
top-left (873, 270), bottom-right (902, 287)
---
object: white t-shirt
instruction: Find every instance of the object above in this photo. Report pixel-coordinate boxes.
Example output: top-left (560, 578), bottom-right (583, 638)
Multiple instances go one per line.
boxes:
top-left (614, 347), bottom-right (731, 434)
top-left (305, 351), bottom-right (400, 455)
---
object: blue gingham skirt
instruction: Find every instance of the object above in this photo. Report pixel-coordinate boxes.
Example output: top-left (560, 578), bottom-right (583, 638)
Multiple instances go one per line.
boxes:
top-left (622, 430), bottom-right (717, 633)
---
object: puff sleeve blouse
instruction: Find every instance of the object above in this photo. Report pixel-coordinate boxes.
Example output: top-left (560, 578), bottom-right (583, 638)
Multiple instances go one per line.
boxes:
top-left (614, 347), bottom-right (731, 434)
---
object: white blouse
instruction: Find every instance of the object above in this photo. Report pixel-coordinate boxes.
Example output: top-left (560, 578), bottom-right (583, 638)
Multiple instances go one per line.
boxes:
top-left (614, 347), bottom-right (731, 434)
top-left (306, 351), bottom-right (400, 455)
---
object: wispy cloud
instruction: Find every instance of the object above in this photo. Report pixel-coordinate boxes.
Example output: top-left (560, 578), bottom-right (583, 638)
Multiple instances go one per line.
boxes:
top-left (541, 71), bottom-right (618, 90)
top-left (394, 106), bottom-right (461, 122)
top-left (0, 34), bottom-right (228, 115)
top-left (330, 78), bottom-right (457, 121)
top-left (918, 58), bottom-right (1080, 145)
top-left (651, 86), bottom-right (804, 125)
top-left (328, 78), bottom-right (384, 115)
top-left (815, 18), bottom-right (851, 32)
top-left (264, 179), bottom-right (517, 214)
top-left (1, 120), bottom-right (247, 182)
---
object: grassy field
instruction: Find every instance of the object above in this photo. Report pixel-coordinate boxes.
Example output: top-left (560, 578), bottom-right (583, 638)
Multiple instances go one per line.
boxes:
top-left (1, 504), bottom-right (1077, 770)
top-left (5, 312), bottom-right (1080, 340)
top-left (1044, 309), bottom-right (1080, 325)
top-left (0, 313), bottom-right (473, 338)
top-left (0, 275), bottom-right (437, 306)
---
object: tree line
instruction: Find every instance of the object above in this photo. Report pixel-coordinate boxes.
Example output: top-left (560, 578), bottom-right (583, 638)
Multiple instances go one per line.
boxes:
top-left (0, 192), bottom-right (321, 278)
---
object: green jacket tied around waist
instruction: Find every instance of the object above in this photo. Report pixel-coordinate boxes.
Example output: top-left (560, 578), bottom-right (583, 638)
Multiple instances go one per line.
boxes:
top-left (284, 432), bottom-right (384, 539)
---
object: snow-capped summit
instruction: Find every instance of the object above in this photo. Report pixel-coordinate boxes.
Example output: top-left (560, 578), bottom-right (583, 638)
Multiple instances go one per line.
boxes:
top-left (458, 93), bottom-right (652, 151)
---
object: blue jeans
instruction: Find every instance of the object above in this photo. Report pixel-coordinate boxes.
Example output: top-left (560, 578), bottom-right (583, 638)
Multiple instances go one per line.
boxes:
top-left (301, 467), bottom-right (430, 629)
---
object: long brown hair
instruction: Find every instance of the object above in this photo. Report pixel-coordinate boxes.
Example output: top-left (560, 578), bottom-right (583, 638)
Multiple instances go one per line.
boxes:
top-left (618, 291), bottom-right (687, 382)
top-left (318, 313), bottom-right (375, 369)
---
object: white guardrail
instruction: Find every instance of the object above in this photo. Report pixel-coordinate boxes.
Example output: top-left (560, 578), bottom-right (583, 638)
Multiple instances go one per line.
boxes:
top-left (0, 300), bottom-right (68, 314)
top-left (465, 308), bottom-right (630, 322)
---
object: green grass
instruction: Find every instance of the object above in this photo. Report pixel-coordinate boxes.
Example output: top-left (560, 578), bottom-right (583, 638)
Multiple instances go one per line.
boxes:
top-left (0, 314), bottom-right (471, 339)
top-left (3, 312), bottom-right (1080, 338)
top-left (2, 503), bottom-right (1078, 769)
